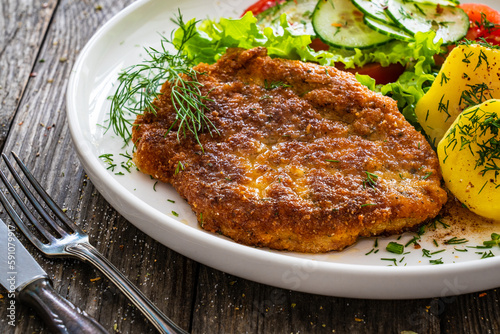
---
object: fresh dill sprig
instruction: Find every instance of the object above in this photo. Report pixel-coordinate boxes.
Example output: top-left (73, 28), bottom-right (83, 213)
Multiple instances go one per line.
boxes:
top-left (458, 38), bottom-right (500, 51)
top-left (108, 11), bottom-right (218, 147)
top-left (476, 12), bottom-right (500, 35)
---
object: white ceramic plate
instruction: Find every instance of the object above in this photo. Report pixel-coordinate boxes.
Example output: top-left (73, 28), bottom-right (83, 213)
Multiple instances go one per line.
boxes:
top-left (67, 0), bottom-right (500, 299)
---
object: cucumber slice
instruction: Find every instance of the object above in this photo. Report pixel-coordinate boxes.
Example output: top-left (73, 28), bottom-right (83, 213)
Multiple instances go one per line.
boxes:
top-left (364, 16), bottom-right (415, 42)
top-left (312, 0), bottom-right (393, 50)
top-left (386, 0), bottom-right (469, 45)
top-left (256, 0), bottom-right (317, 36)
top-left (351, 0), bottom-right (393, 24)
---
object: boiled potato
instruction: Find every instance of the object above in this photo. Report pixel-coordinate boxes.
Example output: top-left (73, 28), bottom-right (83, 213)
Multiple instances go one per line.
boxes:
top-left (437, 99), bottom-right (500, 220)
top-left (415, 44), bottom-right (500, 147)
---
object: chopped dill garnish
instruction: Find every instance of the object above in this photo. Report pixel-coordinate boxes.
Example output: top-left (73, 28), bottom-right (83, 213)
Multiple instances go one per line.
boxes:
top-left (365, 248), bottom-right (375, 255)
top-left (438, 95), bottom-right (451, 120)
top-left (120, 159), bottom-right (134, 173)
top-left (462, 50), bottom-right (473, 64)
top-left (381, 258), bottom-right (398, 266)
top-left (199, 212), bottom-right (204, 226)
top-left (429, 258), bottom-right (444, 265)
top-left (421, 171), bottom-right (433, 180)
top-left (422, 249), bottom-right (431, 258)
top-left (108, 11), bottom-right (219, 147)
top-left (175, 161), bottom-right (185, 174)
top-left (264, 80), bottom-right (291, 90)
top-left (479, 250), bottom-right (495, 259)
top-left (475, 49), bottom-right (489, 70)
top-left (405, 235), bottom-right (419, 247)
top-left (417, 224), bottom-right (426, 236)
top-left (120, 152), bottom-right (133, 160)
top-left (427, 215), bottom-right (449, 230)
top-left (440, 72), bottom-right (449, 86)
top-left (444, 237), bottom-right (469, 245)
top-left (363, 171), bottom-right (379, 189)
top-left (99, 153), bottom-right (116, 171)
top-left (467, 245), bottom-right (492, 249)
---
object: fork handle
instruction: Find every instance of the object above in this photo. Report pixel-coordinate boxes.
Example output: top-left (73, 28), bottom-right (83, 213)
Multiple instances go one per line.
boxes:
top-left (66, 242), bottom-right (188, 334)
top-left (18, 277), bottom-right (108, 334)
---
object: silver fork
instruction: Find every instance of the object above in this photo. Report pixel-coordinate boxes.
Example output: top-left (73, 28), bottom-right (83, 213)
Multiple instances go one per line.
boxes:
top-left (0, 152), bottom-right (188, 334)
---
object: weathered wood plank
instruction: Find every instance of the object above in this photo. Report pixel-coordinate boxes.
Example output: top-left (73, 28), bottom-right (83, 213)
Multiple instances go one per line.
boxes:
top-left (0, 0), bottom-right (58, 147)
top-left (191, 266), bottom-right (441, 334)
top-left (0, 0), bottom-right (197, 333)
top-left (440, 289), bottom-right (500, 333)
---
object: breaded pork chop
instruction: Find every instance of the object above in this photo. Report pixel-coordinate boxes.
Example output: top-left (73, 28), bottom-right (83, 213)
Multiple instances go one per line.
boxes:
top-left (132, 47), bottom-right (447, 253)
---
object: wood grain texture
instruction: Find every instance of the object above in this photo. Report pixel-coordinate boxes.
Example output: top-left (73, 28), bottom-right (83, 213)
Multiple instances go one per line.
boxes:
top-left (191, 266), bottom-right (441, 333)
top-left (0, 0), bottom-right (500, 333)
top-left (0, 0), bottom-right (58, 147)
top-left (440, 291), bottom-right (500, 334)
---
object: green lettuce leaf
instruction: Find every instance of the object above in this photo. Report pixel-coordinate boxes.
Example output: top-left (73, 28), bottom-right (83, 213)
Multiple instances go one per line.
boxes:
top-left (357, 31), bottom-right (444, 130)
top-left (378, 32), bottom-right (444, 130)
top-left (173, 12), bottom-right (334, 65)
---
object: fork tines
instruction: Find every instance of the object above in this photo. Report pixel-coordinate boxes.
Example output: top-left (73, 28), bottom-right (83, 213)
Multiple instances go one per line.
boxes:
top-left (0, 152), bottom-right (83, 249)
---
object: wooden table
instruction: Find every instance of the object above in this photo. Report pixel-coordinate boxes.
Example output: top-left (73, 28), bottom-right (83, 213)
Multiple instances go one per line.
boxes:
top-left (0, 1), bottom-right (499, 333)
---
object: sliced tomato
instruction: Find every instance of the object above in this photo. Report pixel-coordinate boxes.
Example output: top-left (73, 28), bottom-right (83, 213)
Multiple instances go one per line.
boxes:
top-left (335, 62), bottom-right (406, 85)
top-left (459, 3), bottom-right (500, 27)
top-left (242, 0), bottom-right (286, 16)
top-left (309, 38), bottom-right (330, 52)
top-left (458, 3), bottom-right (500, 45)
